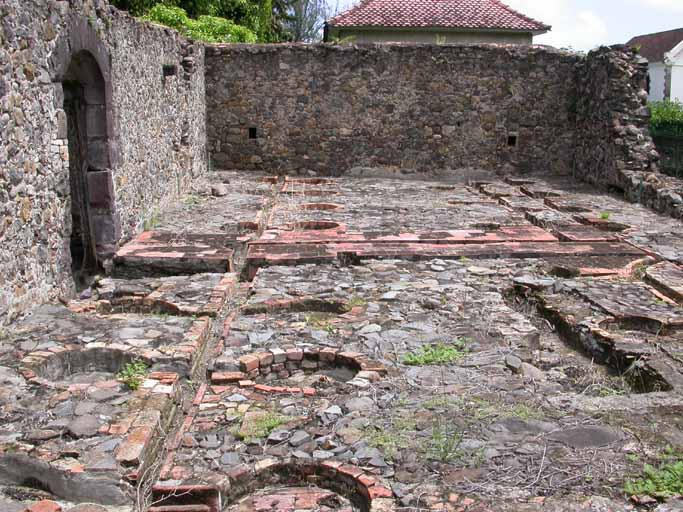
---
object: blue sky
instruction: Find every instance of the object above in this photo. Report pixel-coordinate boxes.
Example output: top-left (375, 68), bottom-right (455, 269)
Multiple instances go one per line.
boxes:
top-left (331, 0), bottom-right (683, 51)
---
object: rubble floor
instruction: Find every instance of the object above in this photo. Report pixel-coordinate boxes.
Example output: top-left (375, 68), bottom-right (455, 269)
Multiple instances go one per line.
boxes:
top-left (3, 171), bottom-right (683, 512)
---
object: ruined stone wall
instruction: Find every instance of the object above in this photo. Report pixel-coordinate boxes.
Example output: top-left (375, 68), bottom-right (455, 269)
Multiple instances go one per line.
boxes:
top-left (574, 45), bottom-right (659, 189)
top-left (0, 0), bottom-right (206, 323)
top-left (206, 44), bottom-right (579, 176)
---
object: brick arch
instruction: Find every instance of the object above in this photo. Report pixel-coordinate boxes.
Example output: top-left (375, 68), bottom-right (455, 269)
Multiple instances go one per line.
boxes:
top-left (50, 17), bottom-right (122, 280)
top-left (225, 459), bottom-right (395, 512)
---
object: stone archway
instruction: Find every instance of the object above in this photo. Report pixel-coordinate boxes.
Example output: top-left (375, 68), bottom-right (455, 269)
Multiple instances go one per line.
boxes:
top-left (51, 19), bottom-right (121, 288)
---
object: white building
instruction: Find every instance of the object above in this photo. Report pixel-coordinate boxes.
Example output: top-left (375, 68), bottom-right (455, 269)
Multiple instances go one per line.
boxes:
top-left (628, 28), bottom-right (683, 102)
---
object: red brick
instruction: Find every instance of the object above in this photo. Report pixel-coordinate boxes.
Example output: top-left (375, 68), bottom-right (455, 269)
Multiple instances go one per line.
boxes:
top-left (27, 500), bottom-right (62, 512)
top-left (256, 351), bottom-right (274, 366)
top-left (368, 485), bottom-right (393, 499)
top-left (357, 474), bottom-right (377, 487)
top-left (338, 465), bottom-right (364, 479)
top-left (286, 348), bottom-right (304, 361)
top-left (239, 354), bottom-right (260, 372)
top-left (171, 465), bottom-right (193, 480)
top-left (319, 348), bottom-right (338, 362)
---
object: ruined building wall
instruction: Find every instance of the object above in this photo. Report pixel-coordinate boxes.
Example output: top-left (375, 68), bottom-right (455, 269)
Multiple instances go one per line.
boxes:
top-left (205, 44), bottom-right (579, 175)
top-left (574, 45), bottom-right (658, 188)
top-left (0, 0), bottom-right (206, 322)
top-left (572, 46), bottom-right (683, 218)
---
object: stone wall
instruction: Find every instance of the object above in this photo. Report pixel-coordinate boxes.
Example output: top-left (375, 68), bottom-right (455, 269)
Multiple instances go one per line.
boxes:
top-left (574, 45), bottom-right (659, 188)
top-left (206, 44), bottom-right (579, 176)
top-left (0, 0), bottom-right (206, 323)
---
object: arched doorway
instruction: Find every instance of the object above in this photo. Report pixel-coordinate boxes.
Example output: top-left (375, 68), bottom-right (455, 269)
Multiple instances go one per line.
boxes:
top-left (61, 50), bottom-right (116, 288)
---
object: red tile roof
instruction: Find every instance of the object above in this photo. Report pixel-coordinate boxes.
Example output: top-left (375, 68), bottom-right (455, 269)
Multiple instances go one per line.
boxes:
top-left (627, 28), bottom-right (683, 63)
top-left (328, 0), bottom-right (550, 33)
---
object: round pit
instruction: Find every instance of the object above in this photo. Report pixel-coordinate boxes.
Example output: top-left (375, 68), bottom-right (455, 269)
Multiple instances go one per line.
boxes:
top-left (25, 347), bottom-right (142, 383)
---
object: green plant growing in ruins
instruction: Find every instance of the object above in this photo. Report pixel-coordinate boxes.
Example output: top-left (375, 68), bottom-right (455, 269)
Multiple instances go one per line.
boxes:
top-left (509, 403), bottom-right (542, 421)
top-left (365, 416), bottom-right (416, 460)
top-left (423, 419), bottom-right (464, 463)
top-left (403, 339), bottom-right (469, 366)
top-left (237, 412), bottom-right (286, 441)
top-left (143, 209), bottom-right (160, 231)
top-left (304, 312), bottom-right (335, 329)
top-left (182, 194), bottom-right (203, 206)
top-left (424, 395), bottom-right (459, 410)
top-left (599, 211), bottom-right (611, 220)
top-left (344, 295), bottom-right (368, 310)
top-left (631, 263), bottom-right (648, 281)
top-left (117, 359), bottom-right (149, 390)
top-left (625, 460), bottom-right (683, 499)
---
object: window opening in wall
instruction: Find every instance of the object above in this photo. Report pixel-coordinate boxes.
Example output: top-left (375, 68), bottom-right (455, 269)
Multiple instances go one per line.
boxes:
top-left (507, 134), bottom-right (518, 147)
top-left (249, 127), bottom-right (258, 139)
top-left (163, 64), bottom-right (178, 78)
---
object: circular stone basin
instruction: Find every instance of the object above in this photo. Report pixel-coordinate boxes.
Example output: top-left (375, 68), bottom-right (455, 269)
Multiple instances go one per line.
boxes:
top-left (216, 347), bottom-right (385, 391)
top-left (226, 486), bottom-right (357, 512)
top-left (29, 348), bottom-right (142, 382)
top-left (300, 203), bottom-right (342, 211)
top-left (294, 221), bottom-right (341, 231)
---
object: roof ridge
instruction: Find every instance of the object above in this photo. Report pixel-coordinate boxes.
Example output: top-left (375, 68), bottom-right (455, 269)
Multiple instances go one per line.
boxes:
top-left (327, 0), bottom-right (372, 26)
top-left (326, 0), bottom-right (551, 33)
top-left (629, 27), bottom-right (683, 40)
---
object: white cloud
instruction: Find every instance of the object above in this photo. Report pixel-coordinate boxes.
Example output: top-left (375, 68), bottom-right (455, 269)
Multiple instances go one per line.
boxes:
top-left (504, 0), bottom-right (609, 51)
top-left (635, 0), bottom-right (683, 12)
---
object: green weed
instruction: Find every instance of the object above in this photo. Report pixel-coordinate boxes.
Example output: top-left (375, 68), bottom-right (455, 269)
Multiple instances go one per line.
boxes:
top-left (403, 340), bottom-right (469, 366)
top-left (423, 420), bottom-right (464, 462)
top-left (238, 412), bottom-right (286, 441)
top-left (143, 209), bottom-right (160, 231)
top-left (117, 359), bottom-right (148, 390)
top-left (625, 460), bottom-right (683, 499)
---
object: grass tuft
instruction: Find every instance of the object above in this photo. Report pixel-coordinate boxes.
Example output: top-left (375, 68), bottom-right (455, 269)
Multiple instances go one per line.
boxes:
top-left (403, 340), bottom-right (469, 366)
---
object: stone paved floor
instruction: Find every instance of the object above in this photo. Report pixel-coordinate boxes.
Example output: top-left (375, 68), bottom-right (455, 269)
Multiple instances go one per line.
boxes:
top-left (3, 171), bottom-right (683, 512)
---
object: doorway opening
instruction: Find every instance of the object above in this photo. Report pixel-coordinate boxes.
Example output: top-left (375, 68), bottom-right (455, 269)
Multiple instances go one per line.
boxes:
top-left (62, 50), bottom-right (113, 288)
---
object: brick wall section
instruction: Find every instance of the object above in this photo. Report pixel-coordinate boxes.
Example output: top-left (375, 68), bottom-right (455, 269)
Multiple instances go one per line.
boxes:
top-left (0, 0), bottom-right (207, 323)
top-left (574, 45), bottom-right (659, 187)
top-left (206, 44), bottom-right (579, 176)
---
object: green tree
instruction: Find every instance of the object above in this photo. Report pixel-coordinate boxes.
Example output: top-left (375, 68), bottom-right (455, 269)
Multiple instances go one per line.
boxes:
top-left (111, 0), bottom-right (298, 42)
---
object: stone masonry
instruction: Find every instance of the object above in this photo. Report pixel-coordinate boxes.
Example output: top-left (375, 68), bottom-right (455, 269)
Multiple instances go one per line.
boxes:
top-left (206, 44), bottom-right (579, 176)
top-left (6, 5), bottom-right (683, 511)
top-left (0, 0), bottom-right (207, 323)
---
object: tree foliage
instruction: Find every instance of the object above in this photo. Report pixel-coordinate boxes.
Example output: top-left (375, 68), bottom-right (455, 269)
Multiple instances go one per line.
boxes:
top-left (650, 100), bottom-right (683, 136)
top-left (143, 4), bottom-right (257, 43)
top-left (286, 0), bottom-right (332, 42)
top-left (111, 0), bottom-right (339, 42)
